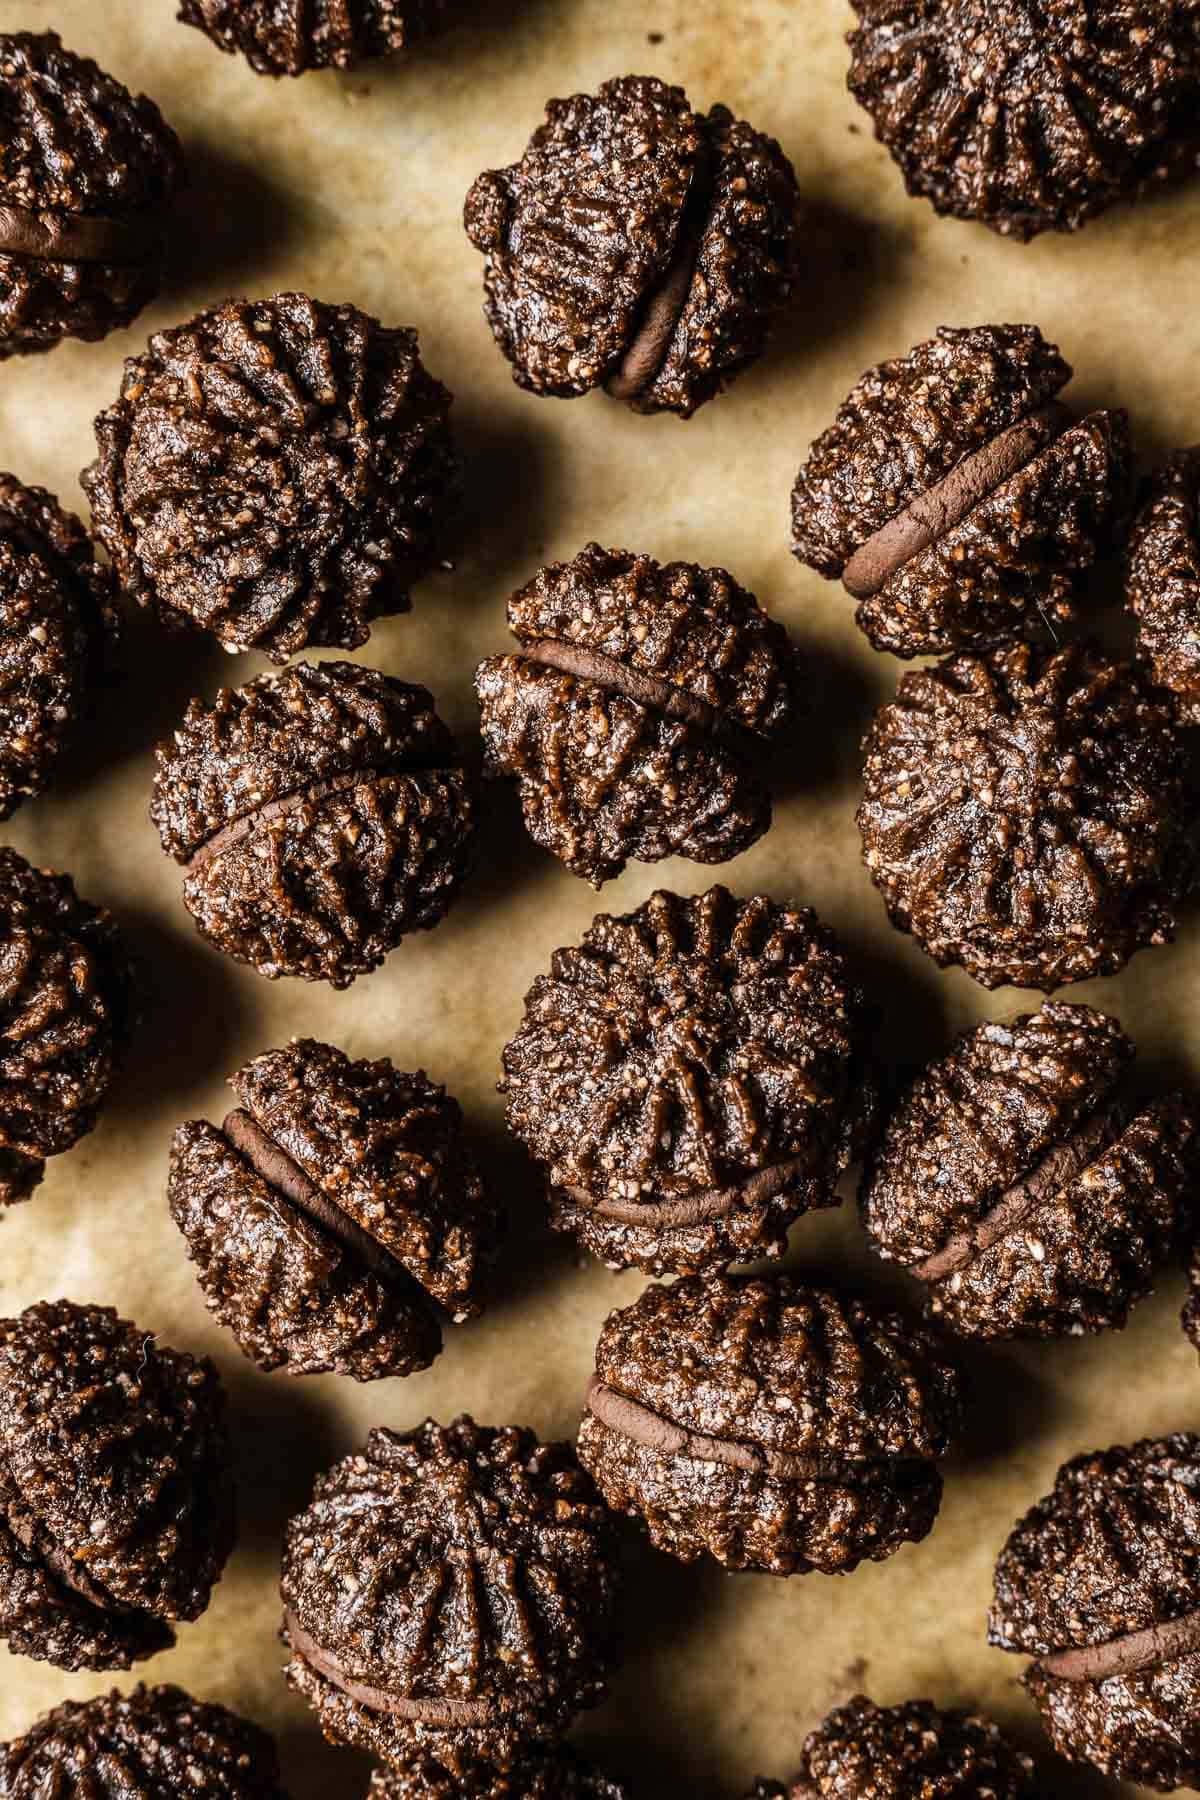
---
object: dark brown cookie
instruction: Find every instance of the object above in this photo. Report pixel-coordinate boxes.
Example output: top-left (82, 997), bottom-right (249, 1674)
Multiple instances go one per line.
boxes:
top-left (751, 1693), bottom-right (1035, 1797)
top-left (0, 1301), bottom-right (235, 1672)
top-left (0, 32), bottom-right (183, 359)
top-left (991, 1433), bottom-right (1200, 1790)
top-left (179, 0), bottom-right (449, 75)
top-left (0, 1684), bottom-right (287, 1798)
top-left (151, 660), bottom-right (474, 988)
top-left (847, 3), bottom-right (1200, 239)
top-left (862, 1001), bottom-right (1198, 1339)
top-left (281, 1416), bottom-right (620, 1775)
top-left (368, 1745), bottom-right (628, 1799)
top-left (83, 293), bottom-right (457, 662)
top-left (476, 543), bottom-right (800, 886)
top-left (578, 1273), bottom-right (961, 1575)
top-left (0, 847), bottom-right (134, 1211)
top-left (0, 473), bottom-right (118, 819)
top-left (169, 1036), bottom-right (500, 1381)
top-left (501, 885), bottom-right (875, 1277)
top-left (857, 640), bottom-right (1193, 990)
top-left (1127, 447), bottom-right (1200, 723)
top-left (464, 74), bottom-right (799, 418)
top-left (790, 325), bottom-right (1130, 655)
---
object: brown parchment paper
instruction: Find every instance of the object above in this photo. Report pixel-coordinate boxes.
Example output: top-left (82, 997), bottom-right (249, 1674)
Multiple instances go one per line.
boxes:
top-left (1, 2), bottom-right (1198, 1794)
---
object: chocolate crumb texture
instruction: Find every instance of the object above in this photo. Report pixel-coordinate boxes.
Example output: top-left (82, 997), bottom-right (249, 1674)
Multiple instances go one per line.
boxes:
top-left (0, 1684), bottom-right (287, 1797)
top-left (750, 1693), bottom-right (1036, 1797)
top-left (790, 324), bottom-right (1130, 655)
top-left (476, 543), bottom-right (802, 886)
top-left (280, 1416), bottom-right (620, 1774)
top-left (151, 659), bottom-right (475, 988)
top-left (991, 1433), bottom-right (1200, 1790)
top-left (368, 1745), bottom-right (629, 1799)
top-left (179, 0), bottom-right (450, 76)
top-left (0, 848), bottom-right (134, 1213)
top-left (501, 885), bottom-right (876, 1276)
top-left (464, 74), bottom-right (800, 417)
top-left (83, 293), bottom-right (458, 662)
top-left (847, 3), bottom-right (1200, 239)
top-left (862, 1001), bottom-right (1198, 1339)
top-left (857, 639), bottom-right (1194, 991)
top-left (577, 1272), bottom-right (961, 1575)
top-left (169, 1036), bottom-right (501, 1380)
top-left (0, 32), bottom-right (183, 358)
top-left (1127, 446), bottom-right (1200, 723)
top-left (0, 1301), bottom-right (235, 1672)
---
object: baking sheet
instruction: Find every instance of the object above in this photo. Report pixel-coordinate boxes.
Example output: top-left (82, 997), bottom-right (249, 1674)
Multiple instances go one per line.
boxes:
top-left (1, 2), bottom-right (1198, 1793)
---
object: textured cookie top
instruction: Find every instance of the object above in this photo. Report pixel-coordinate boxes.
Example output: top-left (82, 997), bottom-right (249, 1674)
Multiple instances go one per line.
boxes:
top-left (0, 1302), bottom-right (233, 1624)
top-left (232, 1038), bottom-right (498, 1316)
top-left (502, 886), bottom-right (873, 1200)
top-left (151, 660), bottom-right (456, 862)
top-left (0, 32), bottom-right (182, 222)
top-left (84, 293), bottom-right (457, 661)
top-left (282, 1417), bottom-right (618, 1717)
top-left (0, 473), bottom-right (114, 635)
top-left (791, 325), bottom-right (1072, 576)
top-left (864, 1002), bottom-right (1132, 1266)
top-left (369, 1746), bottom-right (628, 1800)
top-left (858, 641), bottom-right (1192, 990)
top-left (592, 1274), bottom-right (961, 1464)
top-left (0, 1685), bottom-right (286, 1799)
top-left (847, 1), bottom-right (1200, 238)
top-left (1127, 446), bottom-right (1200, 724)
top-left (178, 0), bottom-right (448, 75)
top-left (506, 543), bottom-right (800, 740)
top-left (990, 1433), bottom-right (1200, 1656)
top-left (785, 1694), bottom-right (1035, 1798)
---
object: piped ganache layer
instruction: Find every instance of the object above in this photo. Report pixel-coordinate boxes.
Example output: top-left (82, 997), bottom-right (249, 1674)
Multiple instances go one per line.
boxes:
top-left (281, 1417), bottom-right (620, 1774)
top-left (476, 544), bottom-right (801, 885)
top-left (151, 660), bottom-right (474, 987)
top-left (501, 886), bottom-right (876, 1277)
top-left (169, 1037), bottom-right (499, 1381)
top-left (464, 75), bottom-right (799, 419)
top-left (577, 1273), bottom-right (961, 1575)
top-left (790, 325), bottom-right (1130, 656)
top-left (991, 1434), bottom-right (1200, 1791)
top-left (862, 1002), bottom-right (1197, 1339)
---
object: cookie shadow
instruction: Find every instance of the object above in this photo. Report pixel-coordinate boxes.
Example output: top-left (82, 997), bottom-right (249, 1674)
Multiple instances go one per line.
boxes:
top-left (454, 777), bottom-right (565, 924)
top-left (447, 402), bottom-right (561, 596)
top-left (222, 1361), bottom-right (350, 1565)
top-left (466, 1113), bottom-right (582, 1321)
top-left (991, 1702), bottom-right (1127, 1799)
top-left (946, 1340), bottom-right (1057, 1471)
top-left (764, 634), bottom-right (878, 803)
top-left (766, 198), bottom-right (917, 378)
top-left (167, 139), bottom-right (314, 306)
top-left (277, 1724), bottom-right (373, 1800)
top-left (837, 926), bottom-right (952, 1105)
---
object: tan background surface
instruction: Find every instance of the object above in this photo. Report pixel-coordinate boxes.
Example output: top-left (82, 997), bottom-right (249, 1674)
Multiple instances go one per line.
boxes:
top-left (0, 1), bottom-right (1197, 1793)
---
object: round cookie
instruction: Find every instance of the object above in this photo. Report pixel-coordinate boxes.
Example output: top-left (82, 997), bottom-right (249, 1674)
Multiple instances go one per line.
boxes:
top-left (790, 324), bottom-right (1130, 655)
top-left (151, 660), bottom-right (474, 987)
top-left (178, 0), bottom-right (449, 75)
top-left (578, 1273), bottom-right (962, 1575)
top-left (83, 293), bottom-right (458, 662)
top-left (862, 1001), bottom-right (1198, 1339)
top-left (749, 1694), bottom-right (1036, 1797)
top-left (0, 33), bottom-right (183, 358)
top-left (1127, 446), bottom-right (1200, 723)
top-left (281, 1416), bottom-right (620, 1776)
top-left (857, 640), bottom-right (1193, 990)
top-left (465, 74), bottom-right (799, 418)
top-left (501, 885), bottom-right (876, 1277)
top-left (368, 1746), bottom-right (628, 1800)
top-left (476, 544), bottom-right (801, 886)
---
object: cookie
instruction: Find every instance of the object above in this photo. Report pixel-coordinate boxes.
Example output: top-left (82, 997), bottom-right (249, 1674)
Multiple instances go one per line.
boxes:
top-left (1127, 447), bottom-right (1200, 723)
top-left (749, 1694), bottom-right (1035, 1796)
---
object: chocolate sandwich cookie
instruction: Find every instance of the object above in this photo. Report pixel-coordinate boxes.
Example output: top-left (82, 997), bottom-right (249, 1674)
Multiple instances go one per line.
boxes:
top-left (748, 1694), bottom-right (1036, 1797)
top-left (847, 1), bottom-right (1200, 239)
top-left (281, 1416), bottom-right (620, 1775)
top-left (0, 847), bottom-right (134, 1211)
top-left (0, 1685), bottom-right (287, 1798)
top-left (790, 325), bottom-right (1130, 655)
top-left (151, 660), bottom-right (474, 987)
top-left (476, 544), bottom-right (801, 885)
top-left (178, 0), bottom-right (448, 75)
top-left (578, 1273), bottom-right (961, 1575)
top-left (991, 1434), bottom-right (1200, 1789)
top-left (369, 1745), bottom-right (628, 1800)
top-left (464, 75), bottom-right (799, 418)
top-left (1127, 447), bottom-right (1200, 723)
top-left (0, 1301), bottom-right (234, 1673)
top-left (863, 1002), bottom-right (1198, 1339)
top-left (169, 1037), bottom-right (500, 1381)
top-left (857, 640), bottom-right (1193, 990)
top-left (83, 293), bottom-right (458, 662)
top-left (0, 33), bottom-right (183, 359)
top-left (501, 885), bottom-right (875, 1277)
